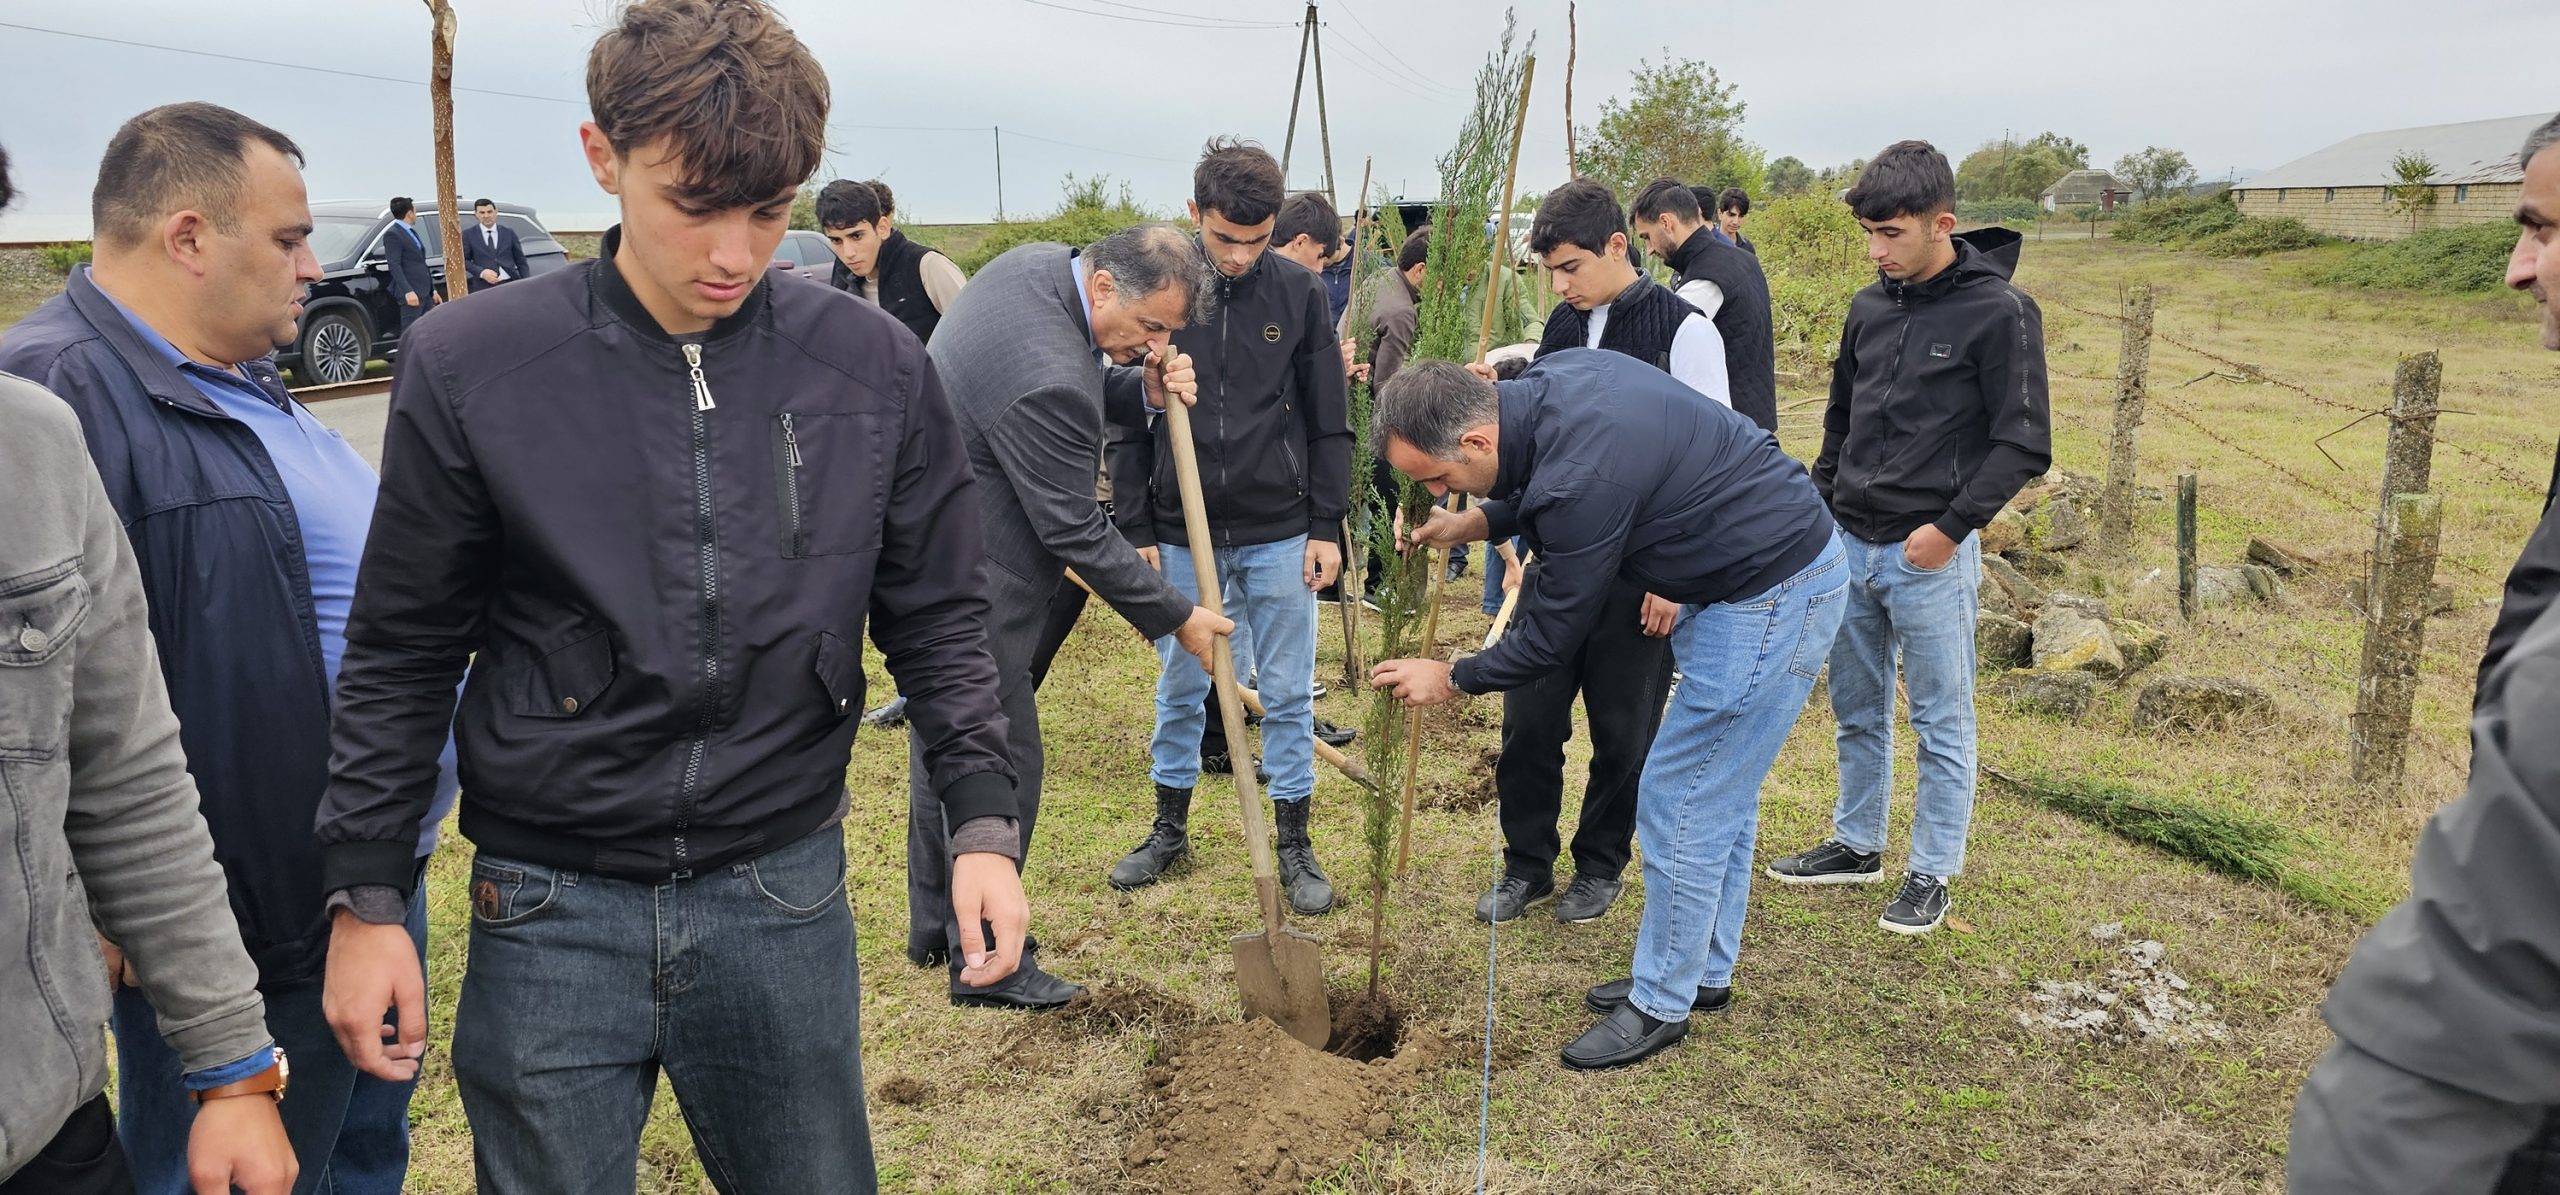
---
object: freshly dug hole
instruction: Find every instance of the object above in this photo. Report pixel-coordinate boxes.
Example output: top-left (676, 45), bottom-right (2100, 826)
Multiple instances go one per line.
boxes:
top-left (1326, 989), bottom-right (1406, 1062)
top-left (1124, 1013), bottom-right (1442, 1194)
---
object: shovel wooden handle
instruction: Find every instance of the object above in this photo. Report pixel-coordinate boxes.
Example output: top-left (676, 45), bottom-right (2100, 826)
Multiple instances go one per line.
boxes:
top-left (1160, 367), bottom-right (1289, 938)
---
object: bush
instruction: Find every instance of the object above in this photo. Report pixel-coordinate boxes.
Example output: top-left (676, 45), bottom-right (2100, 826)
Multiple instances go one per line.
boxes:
top-left (1957, 198), bottom-right (2041, 227)
top-left (2110, 193), bottom-right (2241, 245)
top-left (2195, 217), bottom-right (2328, 258)
top-left (38, 242), bottom-right (90, 275)
top-left (2317, 221), bottom-right (2518, 293)
top-left (1748, 195), bottom-right (1871, 365)
top-left (951, 175), bottom-right (1158, 274)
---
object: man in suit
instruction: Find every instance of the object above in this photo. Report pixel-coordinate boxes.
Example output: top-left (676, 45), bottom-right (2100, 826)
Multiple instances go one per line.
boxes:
top-left (383, 196), bottom-right (434, 334)
top-left (906, 223), bottom-right (1228, 1009)
top-left (460, 198), bottom-right (528, 289)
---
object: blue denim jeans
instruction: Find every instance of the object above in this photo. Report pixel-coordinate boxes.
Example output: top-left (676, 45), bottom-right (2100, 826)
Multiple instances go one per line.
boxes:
top-left (1827, 531), bottom-right (1983, 878)
top-left (450, 827), bottom-right (873, 1194)
top-left (1151, 536), bottom-right (1317, 801)
top-left (113, 881), bottom-right (428, 1195)
top-left (1481, 537), bottom-right (1520, 616)
top-left (1629, 534), bottom-right (1846, 1023)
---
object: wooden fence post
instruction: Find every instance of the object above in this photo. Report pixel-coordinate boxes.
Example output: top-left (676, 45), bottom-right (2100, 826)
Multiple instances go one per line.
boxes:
top-left (2176, 472), bottom-right (2198, 621)
top-left (2367, 351), bottom-right (2442, 598)
top-left (2352, 493), bottom-right (2443, 792)
top-left (2100, 285), bottom-right (2154, 554)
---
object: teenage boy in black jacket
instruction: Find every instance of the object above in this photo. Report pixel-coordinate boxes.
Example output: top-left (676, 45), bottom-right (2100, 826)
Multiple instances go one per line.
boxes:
top-left (1106, 138), bottom-right (1352, 916)
top-left (1768, 140), bottom-right (2051, 936)
top-left (314, 3), bottom-right (1024, 1189)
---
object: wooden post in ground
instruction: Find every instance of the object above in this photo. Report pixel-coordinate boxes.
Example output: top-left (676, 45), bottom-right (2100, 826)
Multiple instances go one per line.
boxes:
top-left (1338, 156), bottom-right (1375, 689)
top-left (2099, 285), bottom-right (2153, 553)
top-left (1310, 11), bottom-right (1335, 207)
top-left (2176, 472), bottom-right (2198, 621)
top-left (1563, 2), bottom-right (1577, 174)
top-left (2352, 493), bottom-right (2443, 792)
top-left (1280, 4), bottom-right (1313, 181)
top-left (422, 0), bottom-right (466, 298)
top-left (2366, 351), bottom-right (2442, 598)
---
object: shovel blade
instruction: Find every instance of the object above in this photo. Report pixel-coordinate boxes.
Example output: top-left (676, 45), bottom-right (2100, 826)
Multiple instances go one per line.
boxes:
top-left (1232, 926), bottom-right (1330, 1050)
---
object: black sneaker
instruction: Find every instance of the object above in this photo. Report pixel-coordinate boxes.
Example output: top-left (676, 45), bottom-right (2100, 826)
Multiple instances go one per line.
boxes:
top-left (1880, 872), bottom-right (1950, 935)
top-left (1311, 679), bottom-right (1331, 700)
top-left (1201, 752), bottom-right (1270, 782)
top-left (1313, 718), bottom-right (1357, 748)
top-left (860, 696), bottom-right (909, 730)
top-left (1765, 839), bottom-right (1884, 886)
top-left (1553, 875), bottom-right (1623, 924)
top-left (1474, 874), bottom-right (1554, 923)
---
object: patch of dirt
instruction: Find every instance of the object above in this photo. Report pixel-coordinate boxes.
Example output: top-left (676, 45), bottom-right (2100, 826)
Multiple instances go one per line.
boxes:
top-left (1325, 989), bottom-right (1406, 1062)
top-left (1125, 1012), bottom-right (1443, 1194)
top-left (998, 980), bottom-right (1205, 1072)
top-left (2017, 923), bottom-right (2231, 1046)
top-left (873, 1074), bottom-right (930, 1106)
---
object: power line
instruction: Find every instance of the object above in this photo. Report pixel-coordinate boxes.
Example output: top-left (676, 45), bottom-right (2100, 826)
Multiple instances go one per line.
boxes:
top-left (1322, 0), bottom-right (1457, 93)
top-left (0, 20), bottom-right (591, 107)
top-left (1001, 128), bottom-right (1189, 165)
top-left (1075, 0), bottom-right (1301, 27)
top-left (1321, 34), bottom-right (1464, 104)
top-left (1014, 0), bottom-right (1296, 30)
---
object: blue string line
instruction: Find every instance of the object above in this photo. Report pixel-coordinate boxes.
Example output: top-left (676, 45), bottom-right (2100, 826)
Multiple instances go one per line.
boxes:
top-left (1474, 867), bottom-right (1498, 1192)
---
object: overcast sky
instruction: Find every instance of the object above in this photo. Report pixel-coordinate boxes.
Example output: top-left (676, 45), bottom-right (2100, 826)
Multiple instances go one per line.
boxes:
top-left (1, 0), bottom-right (2554, 240)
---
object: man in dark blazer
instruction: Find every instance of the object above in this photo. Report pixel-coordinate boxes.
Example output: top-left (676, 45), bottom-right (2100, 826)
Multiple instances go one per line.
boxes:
top-left (905, 223), bottom-right (1228, 1009)
top-left (382, 195), bottom-right (435, 333)
top-left (460, 198), bottom-right (529, 288)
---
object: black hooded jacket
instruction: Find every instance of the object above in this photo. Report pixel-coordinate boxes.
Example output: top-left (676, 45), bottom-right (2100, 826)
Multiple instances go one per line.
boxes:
top-left (1812, 228), bottom-right (2052, 544)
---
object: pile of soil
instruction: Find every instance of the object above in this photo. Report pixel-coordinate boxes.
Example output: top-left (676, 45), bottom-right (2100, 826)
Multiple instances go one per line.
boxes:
top-left (1124, 1008), bottom-right (1441, 1194)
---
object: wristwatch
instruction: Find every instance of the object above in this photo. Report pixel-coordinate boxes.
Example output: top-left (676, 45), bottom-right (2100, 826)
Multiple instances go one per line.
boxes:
top-left (188, 1047), bottom-right (289, 1104)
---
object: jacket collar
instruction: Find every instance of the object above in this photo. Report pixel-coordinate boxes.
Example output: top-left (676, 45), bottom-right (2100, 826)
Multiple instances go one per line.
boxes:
top-left (1667, 225), bottom-right (1719, 276)
top-left (1882, 238), bottom-right (1979, 305)
top-left (1489, 375), bottom-right (1539, 501)
top-left (590, 225), bottom-right (771, 344)
top-left (63, 267), bottom-right (233, 420)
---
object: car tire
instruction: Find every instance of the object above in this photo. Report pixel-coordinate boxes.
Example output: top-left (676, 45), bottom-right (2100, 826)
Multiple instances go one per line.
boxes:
top-left (295, 308), bottom-right (371, 386)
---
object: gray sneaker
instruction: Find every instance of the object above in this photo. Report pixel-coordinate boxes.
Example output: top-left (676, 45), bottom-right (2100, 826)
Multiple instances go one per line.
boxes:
top-left (1554, 875), bottom-right (1624, 923)
top-left (1473, 874), bottom-right (1554, 923)
top-left (1880, 872), bottom-right (1950, 935)
top-left (1765, 839), bottom-right (1884, 885)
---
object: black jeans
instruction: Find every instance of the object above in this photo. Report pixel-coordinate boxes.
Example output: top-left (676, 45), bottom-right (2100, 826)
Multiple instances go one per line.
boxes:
top-left (2, 1095), bottom-right (135, 1195)
top-left (1496, 576), bottom-right (1675, 883)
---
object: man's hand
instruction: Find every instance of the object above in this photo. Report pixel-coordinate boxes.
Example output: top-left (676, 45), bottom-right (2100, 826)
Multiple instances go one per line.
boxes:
top-left (1136, 545), bottom-right (1162, 572)
top-left (188, 1093), bottom-right (296, 1195)
top-left (1639, 593), bottom-right (1680, 637)
top-left (1407, 504), bottom-right (1489, 551)
top-left (323, 910), bottom-right (428, 1083)
top-left (403, 291), bottom-right (419, 308)
top-left (480, 268), bottom-right (500, 285)
top-left (1903, 524), bottom-right (1959, 571)
top-left (99, 934), bottom-right (131, 987)
top-left (1339, 337), bottom-right (1359, 378)
top-left (1171, 604), bottom-right (1234, 673)
top-left (1304, 538), bottom-right (1342, 590)
top-left (951, 852), bottom-right (1027, 988)
top-left (1464, 361), bottom-right (1499, 381)
top-left (1143, 347), bottom-right (1197, 411)
top-left (1371, 657), bottom-right (1460, 706)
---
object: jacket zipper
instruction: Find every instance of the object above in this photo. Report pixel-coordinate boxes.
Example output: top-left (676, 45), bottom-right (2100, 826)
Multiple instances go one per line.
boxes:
top-left (1215, 276), bottom-right (1233, 550)
top-left (775, 413), bottom-right (805, 557)
top-left (676, 342), bottom-right (724, 867)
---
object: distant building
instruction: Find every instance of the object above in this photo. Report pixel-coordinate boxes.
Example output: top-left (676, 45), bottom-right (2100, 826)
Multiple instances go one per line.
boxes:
top-left (2041, 169), bottom-right (2130, 212)
top-left (2231, 112), bottom-right (2551, 240)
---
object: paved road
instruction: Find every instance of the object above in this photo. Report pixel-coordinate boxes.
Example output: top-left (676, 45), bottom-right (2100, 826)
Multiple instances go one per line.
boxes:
top-left (312, 392), bottom-right (391, 467)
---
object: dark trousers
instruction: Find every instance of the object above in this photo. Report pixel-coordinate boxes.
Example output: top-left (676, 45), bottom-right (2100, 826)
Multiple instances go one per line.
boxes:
top-left (1026, 575), bottom-right (1089, 691)
top-left (1496, 577), bottom-right (1675, 883)
top-left (3, 1095), bottom-right (136, 1195)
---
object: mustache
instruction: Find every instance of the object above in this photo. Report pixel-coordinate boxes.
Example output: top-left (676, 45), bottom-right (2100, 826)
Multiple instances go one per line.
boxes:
top-left (2537, 282), bottom-right (2550, 306)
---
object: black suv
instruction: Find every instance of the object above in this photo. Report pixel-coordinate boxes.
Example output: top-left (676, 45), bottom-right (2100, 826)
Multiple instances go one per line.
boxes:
top-left (282, 200), bottom-right (568, 385)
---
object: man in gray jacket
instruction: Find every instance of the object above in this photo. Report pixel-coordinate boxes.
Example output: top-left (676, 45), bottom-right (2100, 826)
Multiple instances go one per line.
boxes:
top-left (2288, 112), bottom-right (2560, 1192)
top-left (0, 147), bottom-right (293, 1193)
top-left (908, 224), bottom-right (1229, 1009)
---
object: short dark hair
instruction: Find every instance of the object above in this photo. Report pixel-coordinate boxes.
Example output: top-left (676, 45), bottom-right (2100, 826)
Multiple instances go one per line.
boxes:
top-left (1085, 222), bottom-right (1216, 326)
top-left (1395, 227), bottom-right (1432, 273)
top-left (1719, 187), bottom-right (1750, 216)
top-left (815, 179), bottom-right (885, 230)
top-left (862, 178), bottom-right (896, 217)
top-left (1273, 191), bottom-right (1340, 255)
top-left (586, 0), bottom-right (828, 210)
top-left (1690, 186), bottom-right (1721, 220)
top-left (0, 144), bottom-right (14, 214)
top-left (1630, 177), bottom-right (1702, 224)
top-left (2526, 114), bottom-right (2560, 167)
top-left (92, 103), bottom-right (305, 250)
top-left (473, 197), bottom-right (496, 210)
top-left (1192, 137), bottom-right (1283, 226)
top-left (1375, 359), bottom-right (1499, 459)
top-left (1491, 355), bottom-right (1529, 381)
top-left (389, 195), bottom-right (415, 220)
top-left (1528, 177), bottom-right (1627, 258)
top-left (1845, 141), bottom-right (1955, 222)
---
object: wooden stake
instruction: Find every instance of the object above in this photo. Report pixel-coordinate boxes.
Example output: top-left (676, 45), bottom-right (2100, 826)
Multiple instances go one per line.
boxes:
top-left (1311, 8), bottom-right (1336, 208)
top-left (423, 0), bottom-right (467, 298)
top-left (1281, 5), bottom-right (1313, 180)
top-left (2176, 472), bottom-right (2198, 622)
top-left (1563, 2), bottom-right (1577, 175)
top-left (1339, 156), bottom-right (1376, 689)
top-left (1473, 55), bottom-right (1536, 363)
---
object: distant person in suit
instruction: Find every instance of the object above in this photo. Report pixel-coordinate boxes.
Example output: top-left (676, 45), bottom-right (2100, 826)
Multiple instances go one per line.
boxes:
top-left (383, 196), bottom-right (434, 333)
top-left (461, 198), bottom-right (527, 288)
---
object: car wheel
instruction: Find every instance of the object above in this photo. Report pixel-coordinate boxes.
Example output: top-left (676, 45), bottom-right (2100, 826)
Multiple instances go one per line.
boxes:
top-left (296, 309), bottom-right (369, 386)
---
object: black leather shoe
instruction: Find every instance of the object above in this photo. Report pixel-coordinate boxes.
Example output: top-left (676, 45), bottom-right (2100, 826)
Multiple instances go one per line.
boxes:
top-left (1313, 718), bottom-right (1357, 748)
top-left (859, 696), bottom-right (909, 729)
top-left (1202, 751), bottom-right (1270, 782)
top-left (1582, 977), bottom-right (1732, 1017)
top-left (1108, 785), bottom-right (1193, 891)
top-left (1560, 1003), bottom-right (1689, 1071)
top-left (950, 958), bottom-right (1085, 1011)
top-left (906, 930), bottom-right (948, 969)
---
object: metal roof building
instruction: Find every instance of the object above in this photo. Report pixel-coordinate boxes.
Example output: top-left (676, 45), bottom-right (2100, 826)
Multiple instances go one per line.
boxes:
top-left (2231, 112), bottom-right (2550, 240)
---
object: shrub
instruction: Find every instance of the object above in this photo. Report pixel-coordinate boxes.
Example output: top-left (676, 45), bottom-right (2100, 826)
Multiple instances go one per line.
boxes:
top-left (39, 242), bottom-right (91, 275)
top-left (954, 175), bottom-right (1157, 274)
top-left (2195, 216), bottom-right (2328, 258)
top-left (1957, 198), bottom-right (2041, 227)
top-left (2110, 193), bottom-right (2241, 245)
top-left (1748, 194), bottom-right (1870, 365)
top-left (2317, 221), bottom-right (2518, 293)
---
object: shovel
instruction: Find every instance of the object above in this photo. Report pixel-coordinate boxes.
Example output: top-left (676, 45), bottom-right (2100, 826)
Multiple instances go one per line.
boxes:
top-left (1160, 355), bottom-right (1332, 1050)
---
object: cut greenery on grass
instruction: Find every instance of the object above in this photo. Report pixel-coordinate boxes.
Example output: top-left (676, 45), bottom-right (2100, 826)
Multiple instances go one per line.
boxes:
top-left (2318, 220), bottom-right (2520, 293)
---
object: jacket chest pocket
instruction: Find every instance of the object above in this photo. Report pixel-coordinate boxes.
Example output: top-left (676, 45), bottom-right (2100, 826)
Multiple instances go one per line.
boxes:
top-left (772, 413), bottom-right (886, 558)
top-left (0, 562), bottom-right (91, 759)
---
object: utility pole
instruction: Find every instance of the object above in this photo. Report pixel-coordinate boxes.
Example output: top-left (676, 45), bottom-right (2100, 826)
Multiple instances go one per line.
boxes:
top-left (993, 126), bottom-right (1006, 222)
top-left (422, 0), bottom-right (466, 297)
top-left (1280, 5), bottom-right (1313, 181)
top-left (1310, 4), bottom-right (1334, 206)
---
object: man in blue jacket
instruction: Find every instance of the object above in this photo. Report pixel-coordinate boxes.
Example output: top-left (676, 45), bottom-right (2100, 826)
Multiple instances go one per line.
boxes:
top-left (0, 104), bottom-right (456, 1194)
top-left (381, 196), bottom-right (435, 334)
top-left (1372, 352), bottom-right (1846, 1071)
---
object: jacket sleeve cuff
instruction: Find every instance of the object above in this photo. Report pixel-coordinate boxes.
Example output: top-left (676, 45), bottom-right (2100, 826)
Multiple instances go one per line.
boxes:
top-left (1310, 517), bottom-right (1342, 540)
top-left (320, 841), bottom-right (425, 899)
top-left (1932, 512), bottom-right (1981, 543)
top-left (184, 1045), bottom-right (280, 1091)
top-left (938, 769), bottom-right (1019, 826)
top-left (1131, 592), bottom-right (1193, 643)
top-left (1479, 500), bottom-right (1520, 544)
top-left (1451, 655), bottom-right (1492, 695)
top-left (948, 815), bottom-right (1024, 861)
